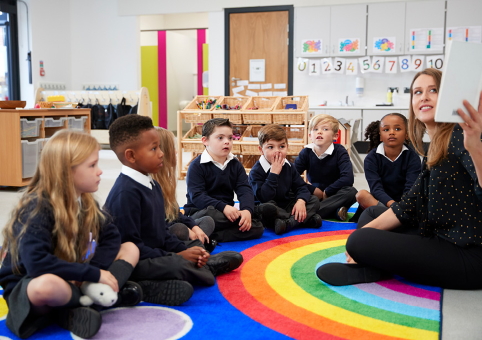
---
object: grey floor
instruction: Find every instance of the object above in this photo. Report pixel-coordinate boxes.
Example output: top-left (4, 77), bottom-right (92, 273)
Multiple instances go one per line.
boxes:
top-left (0, 149), bottom-right (479, 339)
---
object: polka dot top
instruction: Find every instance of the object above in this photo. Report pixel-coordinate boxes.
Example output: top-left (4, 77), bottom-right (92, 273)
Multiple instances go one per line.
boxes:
top-left (391, 125), bottom-right (482, 247)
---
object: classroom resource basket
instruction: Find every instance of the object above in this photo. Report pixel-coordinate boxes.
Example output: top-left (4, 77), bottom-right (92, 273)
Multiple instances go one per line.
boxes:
top-left (241, 96), bottom-right (281, 124)
top-left (272, 95), bottom-right (309, 124)
top-left (182, 125), bottom-right (205, 153)
top-left (212, 96), bottom-right (249, 124)
top-left (181, 95), bottom-right (222, 123)
top-left (240, 125), bottom-right (305, 155)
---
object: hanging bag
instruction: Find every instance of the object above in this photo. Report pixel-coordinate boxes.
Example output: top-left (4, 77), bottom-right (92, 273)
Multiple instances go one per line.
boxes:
top-left (116, 97), bottom-right (132, 118)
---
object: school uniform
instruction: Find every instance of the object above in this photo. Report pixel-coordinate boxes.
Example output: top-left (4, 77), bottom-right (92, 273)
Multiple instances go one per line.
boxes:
top-left (364, 143), bottom-right (421, 205)
top-left (104, 166), bottom-right (215, 286)
top-left (184, 150), bottom-right (264, 242)
top-left (249, 155), bottom-right (319, 222)
top-left (357, 143), bottom-right (421, 228)
top-left (295, 143), bottom-right (357, 219)
top-left (0, 198), bottom-right (121, 338)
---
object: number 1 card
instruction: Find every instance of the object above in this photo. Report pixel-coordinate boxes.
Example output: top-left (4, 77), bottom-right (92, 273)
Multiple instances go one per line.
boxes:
top-left (435, 41), bottom-right (482, 123)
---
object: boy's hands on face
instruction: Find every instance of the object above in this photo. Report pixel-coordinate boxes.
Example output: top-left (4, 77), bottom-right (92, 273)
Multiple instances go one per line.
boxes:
top-left (223, 205), bottom-right (241, 222)
top-left (270, 152), bottom-right (285, 175)
top-left (178, 247), bottom-right (210, 268)
top-left (238, 210), bottom-right (252, 231)
top-left (291, 199), bottom-right (307, 222)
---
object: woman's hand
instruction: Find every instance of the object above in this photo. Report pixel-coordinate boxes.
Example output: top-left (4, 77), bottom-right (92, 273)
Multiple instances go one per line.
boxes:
top-left (458, 91), bottom-right (482, 154)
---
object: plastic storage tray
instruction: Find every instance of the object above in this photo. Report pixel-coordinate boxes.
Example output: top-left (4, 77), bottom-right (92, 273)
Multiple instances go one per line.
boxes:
top-left (44, 117), bottom-right (67, 127)
top-left (68, 116), bottom-right (88, 131)
top-left (20, 118), bottom-right (43, 138)
top-left (21, 140), bottom-right (39, 178)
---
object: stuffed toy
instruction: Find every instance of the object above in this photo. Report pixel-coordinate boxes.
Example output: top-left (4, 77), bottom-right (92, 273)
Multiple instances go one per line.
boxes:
top-left (79, 282), bottom-right (118, 307)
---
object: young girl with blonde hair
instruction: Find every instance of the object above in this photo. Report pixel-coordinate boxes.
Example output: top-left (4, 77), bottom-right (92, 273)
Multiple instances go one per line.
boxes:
top-left (152, 127), bottom-right (216, 251)
top-left (0, 130), bottom-right (140, 339)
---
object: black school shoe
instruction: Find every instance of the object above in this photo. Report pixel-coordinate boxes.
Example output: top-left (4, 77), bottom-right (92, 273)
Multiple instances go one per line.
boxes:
top-left (114, 281), bottom-right (143, 307)
top-left (305, 214), bottom-right (322, 229)
top-left (55, 307), bottom-right (102, 339)
top-left (316, 263), bottom-right (384, 286)
top-left (274, 217), bottom-right (300, 235)
top-left (204, 238), bottom-right (218, 253)
top-left (254, 203), bottom-right (278, 228)
top-left (206, 251), bottom-right (243, 276)
top-left (138, 280), bottom-right (193, 306)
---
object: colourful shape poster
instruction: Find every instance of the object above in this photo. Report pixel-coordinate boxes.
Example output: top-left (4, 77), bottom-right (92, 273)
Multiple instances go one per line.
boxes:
top-left (338, 38), bottom-right (360, 53)
top-left (373, 37), bottom-right (396, 53)
top-left (301, 39), bottom-right (324, 56)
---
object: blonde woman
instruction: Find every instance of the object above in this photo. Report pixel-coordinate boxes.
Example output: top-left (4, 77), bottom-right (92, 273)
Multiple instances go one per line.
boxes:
top-left (0, 130), bottom-right (140, 338)
top-left (317, 68), bottom-right (482, 289)
top-left (152, 127), bottom-right (216, 252)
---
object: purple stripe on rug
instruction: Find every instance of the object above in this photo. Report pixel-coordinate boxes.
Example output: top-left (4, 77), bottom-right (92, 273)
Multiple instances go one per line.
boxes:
top-left (355, 283), bottom-right (440, 310)
top-left (94, 306), bottom-right (192, 339)
top-left (377, 279), bottom-right (440, 300)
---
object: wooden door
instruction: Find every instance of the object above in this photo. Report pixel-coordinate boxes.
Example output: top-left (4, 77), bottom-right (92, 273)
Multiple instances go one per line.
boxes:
top-left (228, 10), bottom-right (290, 96)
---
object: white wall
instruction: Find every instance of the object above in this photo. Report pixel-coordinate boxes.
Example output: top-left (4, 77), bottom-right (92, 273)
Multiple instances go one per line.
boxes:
top-left (69, 0), bottom-right (140, 91)
top-left (18, 0), bottom-right (139, 107)
top-left (118, 0), bottom-right (411, 16)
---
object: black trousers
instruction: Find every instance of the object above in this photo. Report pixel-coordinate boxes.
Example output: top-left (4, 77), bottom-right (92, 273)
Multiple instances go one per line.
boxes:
top-left (347, 227), bottom-right (482, 289)
top-left (268, 195), bottom-right (320, 221)
top-left (317, 186), bottom-right (357, 219)
top-left (189, 206), bottom-right (264, 242)
top-left (131, 240), bottom-right (215, 286)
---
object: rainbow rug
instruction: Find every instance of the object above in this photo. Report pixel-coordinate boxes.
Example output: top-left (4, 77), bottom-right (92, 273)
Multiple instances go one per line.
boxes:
top-left (0, 221), bottom-right (442, 339)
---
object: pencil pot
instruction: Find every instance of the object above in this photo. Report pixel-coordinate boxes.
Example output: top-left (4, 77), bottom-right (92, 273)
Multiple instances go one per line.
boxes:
top-left (183, 95), bottom-right (222, 112)
top-left (212, 96), bottom-right (249, 124)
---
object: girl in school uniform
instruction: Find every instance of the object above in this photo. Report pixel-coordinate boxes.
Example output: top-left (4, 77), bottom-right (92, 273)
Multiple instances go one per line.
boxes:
top-left (152, 127), bottom-right (216, 252)
top-left (0, 130), bottom-right (140, 339)
top-left (354, 113), bottom-right (421, 227)
top-left (317, 68), bottom-right (482, 289)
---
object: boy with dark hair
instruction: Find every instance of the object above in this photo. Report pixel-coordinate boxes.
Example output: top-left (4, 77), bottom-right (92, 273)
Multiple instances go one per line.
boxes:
top-left (184, 118), bottom-right (265, 242)
top-left (249, 124), bottom-right (321, 235)
top-left (295, 114), bottom-right (357, 221)
top-left (105, 115), bottom-right (243, 306)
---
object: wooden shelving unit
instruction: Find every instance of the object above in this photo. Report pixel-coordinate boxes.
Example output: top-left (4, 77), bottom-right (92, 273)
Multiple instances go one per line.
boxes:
top-left (176, 96), bottom-right (309, 180)
top-left (0, 108), bottom-right (91, 187)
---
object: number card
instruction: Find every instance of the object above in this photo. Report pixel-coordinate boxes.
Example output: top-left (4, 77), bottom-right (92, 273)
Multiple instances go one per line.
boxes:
top-left (297, 58), bottom-right (308, 73)
top-left (411, 55), bottom-right (425, 72)
top-left (359, 56), bottom-right (371, 74)
top-left (333, 58), bottom-right (345, 74)
top-left (385, 57), bottom-right (398, 73)
top-left (399, 56), bottom-right (412, 73)
top-left (308, 59), bottom-right (320, 76)
top-left (345, 59), bottom-right (358, 75)
top-left (371, 57), bottom-right (385, 73)
top-left (322, 58), bottom-right (334, 74)
top-left (426, 55), bottom-right (444, 71)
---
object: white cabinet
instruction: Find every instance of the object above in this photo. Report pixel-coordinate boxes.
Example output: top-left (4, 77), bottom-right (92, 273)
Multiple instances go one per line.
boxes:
top-left (446, 0), bottom-right (482, 28)
top-left (295, 6), bottom-right (331, 57)
top-left (330, 4), bottom-right (367, 57)
top-left (405, 1), bottom-right (446, 54)
top-left (367, 2), bottom-right (406, 55)
top-left (295, 4), bottom-right (367, 57)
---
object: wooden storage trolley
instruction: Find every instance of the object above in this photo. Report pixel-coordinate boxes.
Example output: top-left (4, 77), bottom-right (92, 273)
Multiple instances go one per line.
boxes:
top-left (0, 108), bottom-right (91, 187)
top-left (177, 95), bottom-right (309, 180)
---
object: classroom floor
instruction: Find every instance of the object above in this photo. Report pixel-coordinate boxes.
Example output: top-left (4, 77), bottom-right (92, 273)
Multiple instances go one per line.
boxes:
top-left (0, 149), bottom-right (480, 339)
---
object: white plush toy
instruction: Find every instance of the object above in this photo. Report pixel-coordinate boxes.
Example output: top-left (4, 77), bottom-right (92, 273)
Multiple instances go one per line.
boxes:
top-left (79, 282), bottom-right (118, 307)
